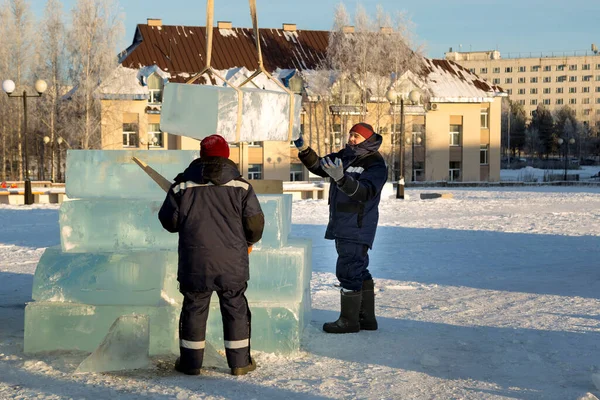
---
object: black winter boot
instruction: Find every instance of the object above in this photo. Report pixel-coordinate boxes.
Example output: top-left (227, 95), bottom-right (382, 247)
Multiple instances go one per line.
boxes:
top-left (359, 279), bottom-right (378, 331)
top-left (323, 289), bottom-right (361, 334)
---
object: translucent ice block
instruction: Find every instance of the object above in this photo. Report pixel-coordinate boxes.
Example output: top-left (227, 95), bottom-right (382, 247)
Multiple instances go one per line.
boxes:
top-left (238, 88), bottom-right (302, 142)
top-left (75, 315), bottom-right (151, 373)
top-left (33, 238), bottom-right (310, 306)
top-left (66, 150), bottom-right (199, 200)
top-left (160, 83), bottom-right (301, 142)
top-left (32, 247), bottom-right (180, 306)
top-left (24, 302), bottom-right (179, 355)
top-left (205, 301), bottom-right (309, 354)
top-left (60, 195), bottom-right (291, 253)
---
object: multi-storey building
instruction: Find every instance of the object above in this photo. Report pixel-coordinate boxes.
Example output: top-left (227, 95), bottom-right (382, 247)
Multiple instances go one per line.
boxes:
top-left (99, 19), bottom-right (505, 183)
top-left (445, 49), bottom-right (600, 129)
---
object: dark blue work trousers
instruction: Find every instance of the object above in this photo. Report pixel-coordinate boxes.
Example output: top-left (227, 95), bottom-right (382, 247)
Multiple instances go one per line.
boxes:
top-left (335, 239), bottom-right (372, 291)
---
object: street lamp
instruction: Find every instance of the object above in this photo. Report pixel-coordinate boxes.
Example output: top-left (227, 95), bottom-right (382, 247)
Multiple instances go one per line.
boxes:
top-left (2, 79), bottom-right (47, 204)
top-left (385, 86), bottom-right (404, 199)
top-left (557, 137), bottom-right (575, 181)
top-left (408, 90), bottom-right (422, 182)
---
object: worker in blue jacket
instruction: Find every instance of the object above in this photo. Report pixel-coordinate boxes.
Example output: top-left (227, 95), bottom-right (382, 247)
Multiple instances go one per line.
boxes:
top-left (159, 134), bottom-right (264, 375)
top-left (295, 122), bottom-right (387, 333)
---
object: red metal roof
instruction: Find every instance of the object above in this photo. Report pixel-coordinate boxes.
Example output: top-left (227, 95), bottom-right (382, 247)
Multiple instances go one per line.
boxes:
top-left (120, 24), bottom-right (329, 82)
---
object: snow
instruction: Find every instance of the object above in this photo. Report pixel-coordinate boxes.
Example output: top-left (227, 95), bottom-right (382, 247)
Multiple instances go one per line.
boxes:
top-left (2, 187), bottom-right (600, 399)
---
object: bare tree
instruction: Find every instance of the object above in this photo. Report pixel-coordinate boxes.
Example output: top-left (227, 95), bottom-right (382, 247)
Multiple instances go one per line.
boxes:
top-left (66, 0), bottom-right (124, 149)
top-left (7, 0), bottom-right (34, 180)
top-left (35, 0), bottom-right (67, 181)
top-left (0, 4), bottom-right (13, 180)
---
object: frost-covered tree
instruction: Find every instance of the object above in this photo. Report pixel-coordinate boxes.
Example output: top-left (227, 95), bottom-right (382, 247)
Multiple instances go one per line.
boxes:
top-left (0, 4), bottom-right (13, 180)
top-left (66, 0), bottom-right (123, 149)
top-left (5, 0), bottom-right (35, 179)
top-left (530, 105), bottom-right (554, 158)
top-left (35, 0), bottom-right (68, 181)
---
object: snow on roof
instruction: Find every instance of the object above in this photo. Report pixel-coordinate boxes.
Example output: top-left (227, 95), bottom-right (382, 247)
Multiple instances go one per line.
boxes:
top-left (422, 59), bottom-right (506, 103)
top-left (96, 66), bottom-right (149, 100)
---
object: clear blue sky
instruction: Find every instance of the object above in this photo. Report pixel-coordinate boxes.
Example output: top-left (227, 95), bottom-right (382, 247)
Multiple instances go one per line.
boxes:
top-left (32, 0), bottom-right (598, 59)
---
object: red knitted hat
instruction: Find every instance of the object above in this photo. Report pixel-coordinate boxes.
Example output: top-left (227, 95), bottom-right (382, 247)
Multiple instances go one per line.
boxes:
top-left (350, 123), bottom-right (375, 140)
top-left (200, 134), bottom-right (230, 158)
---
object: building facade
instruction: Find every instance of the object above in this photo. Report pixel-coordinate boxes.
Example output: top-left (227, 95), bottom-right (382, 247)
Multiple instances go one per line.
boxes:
top-left (99, 19), bottom-right (504, 183)
top-left (445, 49), bottom-right (600, 129)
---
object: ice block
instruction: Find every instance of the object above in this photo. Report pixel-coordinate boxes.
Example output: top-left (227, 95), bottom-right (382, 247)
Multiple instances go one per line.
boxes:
top-left (160, 83), bottom-right (301, 142)
top-left (24, 300), bottom-right (309, 355)
top-left (24, 302), bottom-right (179, 355)
top-left (75, 314), bottom-right (151, 373)
top-left (33, 238), bottom-right (310, 305)
top-left (66, 150), bottom-right (199, 200)
top-left (60, 195), bottom-right (292, 253)
top-left (31, 247), bottom-right (180, 306)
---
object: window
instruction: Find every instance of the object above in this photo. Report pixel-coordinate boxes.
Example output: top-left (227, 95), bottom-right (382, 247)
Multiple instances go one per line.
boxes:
top-left (289, 163), bottom-right (303, 181)
top-left (517, 99), bottom-right (525, 105)
top-left (413, 124), bottom-right (425, 146)
top-left (147, 74), bottom-right (163, 104)
top-left (412, 161), bottom-right (424, 182)
top-left (543, 99), bottom-right (551, 105)
top-left (556, 87), bottom-right (564, 94)
top-left (493, 67), bottom-right (500, 73)
top-left (569, 98), bottom-right (576, 105)
top-left (480, 145), bottom-right (489, 165)
top-left (597, 98), bottom-right (600, 104)
top-left (506, 89), bottom-right (512, 95)
top-left (147, 123), bottom-right (163, 147)
top-left (569, 64), bottom-right (577, 71)
top-left (493, 78), bottom-right (500, 84)
top-left (449, 125), bottom-right (461, 146)
top-left (530, 77), bottom-right (538, 83)
top-left (556, 76), bottom-right (566, 82)
top-left (543, 76), bottom-right (551, 83)
top-left (518, 66), bottom-right (526, 73)
top-left (530, 88), bottom-right (538, 94)
top-left (449, 162), bottom-right (461, 181)
top-left (480, 109), bottom-right (488, 128)
top-left (557, 65), bottom-right (565, 71)
top-left (556, 98), bottom-right (563, 105)
top-left (596, 75), bottom-right (600, 81)
top-left (247, 141), bottom-right (263, 147)
top-left (469, 68), bottom-right (475, 73)
top-left (569, 87), bottom-right (577, 93)
top-left (531, 65), bottom-right (540, 72)
top-left (596, 64), bottom-right (600, 70)
top-left (247, 164), bottom-right (262, 179)
top-left (480, 67), bottom-right (488, 74)
top-left (597, 108), bottom-right (600, 113)
top-left (569, 76), bottom-right (577, 82)
top-left (505, 78), bottom-right (512, 84)
top-left (583, 75), bottom-right (592, 81)
top-left (505, 67), bottom-right (513, 73)
top-left (583, 98), bottom-right (590, 104)
top-left (530, 99), bottom-right (538, 105)
top-left (518, 77), bottom-right (526, 84)
top-left (583, 64), bottom-right (591, 70)
top-left (543, 88), bottom-right (551, 94)
top-left (518, 88), bottom-right (526, 95)
top-left (597, 87), bottom-right (600, 92)
top-left (543, 65), bottom-right (551, 72)
top-left (122, 123), bottom-right (138, 148)
top-left (583, 109), bottom-right (591, 116)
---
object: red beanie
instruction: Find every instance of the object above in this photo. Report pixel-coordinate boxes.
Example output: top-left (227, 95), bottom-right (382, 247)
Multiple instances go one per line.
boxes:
top-left (200, 134), bottom-right (230, 158)
top-left (350, 123), bottom-right (375, 140)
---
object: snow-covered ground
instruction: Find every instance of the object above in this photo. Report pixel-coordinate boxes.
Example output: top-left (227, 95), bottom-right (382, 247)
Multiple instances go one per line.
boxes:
top-left (500, 165), bottom-right (600, 182)
top-left (1, 186), bottom-right (600, 399)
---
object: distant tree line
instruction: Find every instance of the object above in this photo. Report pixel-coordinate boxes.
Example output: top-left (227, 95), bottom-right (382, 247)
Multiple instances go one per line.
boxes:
top-left (0, 0), bottom-right (123, 182)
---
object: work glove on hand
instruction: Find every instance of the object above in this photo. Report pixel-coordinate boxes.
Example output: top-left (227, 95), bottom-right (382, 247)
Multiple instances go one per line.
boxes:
top-left (293, 134), bottom-right (308, 152)
top-left (320, 157), bottom-right (345, 182)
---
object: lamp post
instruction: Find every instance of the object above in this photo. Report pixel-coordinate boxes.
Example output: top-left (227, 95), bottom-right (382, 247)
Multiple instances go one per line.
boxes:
top-left (386, 86), bottom-right (404, 199)
top-left (2, 79), bottom-right (47, 204)
top-left (407, 90), bottom-right (422, 182)
top-left (557, 137), bottom-right (575, 181)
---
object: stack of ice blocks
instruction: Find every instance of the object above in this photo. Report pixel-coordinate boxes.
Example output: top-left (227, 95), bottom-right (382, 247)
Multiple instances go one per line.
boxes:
top-left (24, 150), bottom-right (311, 356)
